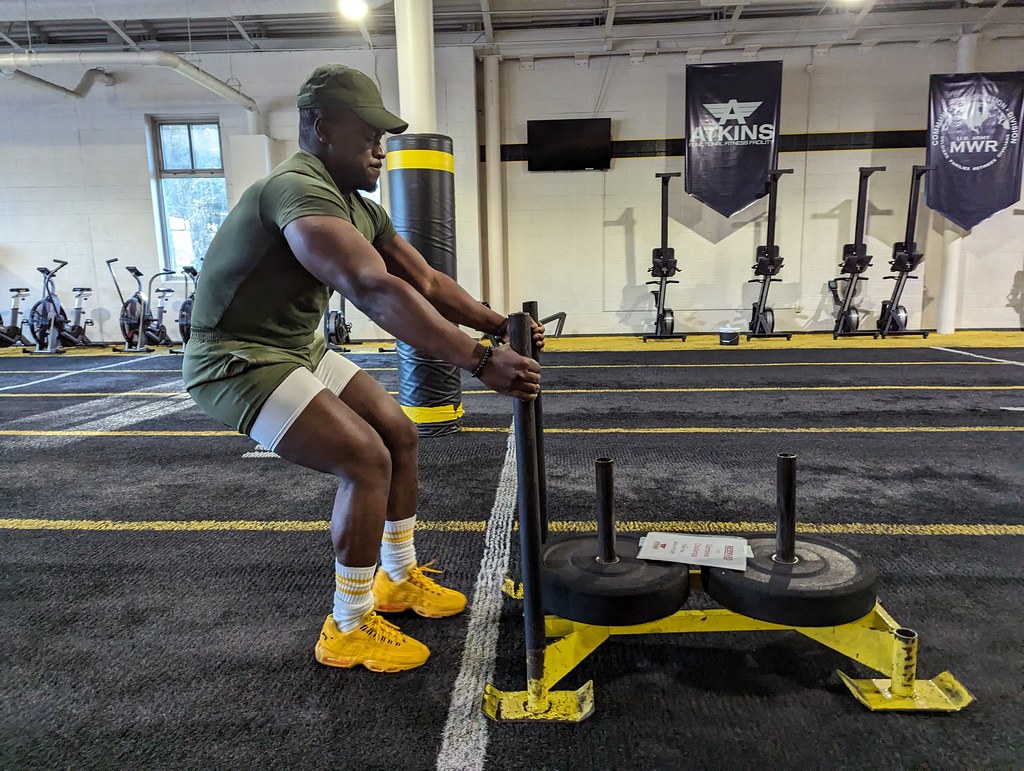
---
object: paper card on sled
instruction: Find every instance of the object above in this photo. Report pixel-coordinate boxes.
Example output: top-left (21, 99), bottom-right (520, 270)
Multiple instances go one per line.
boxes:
top-left (637, 533), bottom-right (749, 571)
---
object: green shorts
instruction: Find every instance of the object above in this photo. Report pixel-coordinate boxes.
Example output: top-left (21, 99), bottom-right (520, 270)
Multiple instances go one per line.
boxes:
top-left (182, 328), bottom-right (329, 435)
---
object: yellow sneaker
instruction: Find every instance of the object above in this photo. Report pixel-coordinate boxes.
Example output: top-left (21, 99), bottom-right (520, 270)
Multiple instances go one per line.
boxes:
top-left (373, 562), bottom-right (467, 618)
top-left (313, 612), bottom-right (430, 673)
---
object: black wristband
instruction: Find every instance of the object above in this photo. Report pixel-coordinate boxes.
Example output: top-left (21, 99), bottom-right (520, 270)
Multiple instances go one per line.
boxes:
top-left (470, 345), bottom-right (493, 378)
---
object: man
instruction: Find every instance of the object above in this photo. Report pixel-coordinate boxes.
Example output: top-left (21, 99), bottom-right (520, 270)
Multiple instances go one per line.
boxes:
top-left (183, 63), bottom-right (542, 673)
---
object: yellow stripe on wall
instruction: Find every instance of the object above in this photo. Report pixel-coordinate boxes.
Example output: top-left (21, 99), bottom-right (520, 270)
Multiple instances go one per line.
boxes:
top-left (386, 149), bottom-right (455, 172)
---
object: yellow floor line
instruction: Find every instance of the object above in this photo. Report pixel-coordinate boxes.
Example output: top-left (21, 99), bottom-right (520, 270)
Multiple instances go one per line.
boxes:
top-left (540, 361), bottom-right (1005, 369)
top-left (2, 331), bottom-right (1022, 357)
top-left (466, 385), bottom-right (1024, 395)
top-left (542, 331), bottom-right (1024, 352)
top-left (4, 384), bottom-right (1023, 398)
top-left (1, 518), bottom-right (1020, 536)
top-left (2, 425), bottom-right (1022, 438)
top-left (0, 362), bottom-right (1012, 375)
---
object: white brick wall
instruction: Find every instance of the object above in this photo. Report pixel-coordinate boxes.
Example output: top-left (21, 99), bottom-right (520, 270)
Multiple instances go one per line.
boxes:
top-left (0, 47), bottom-right (480, 343)
top-left (498, 38), bottom-right (1024, 334)
top-left (0, 37), bottom-right (1021, 343)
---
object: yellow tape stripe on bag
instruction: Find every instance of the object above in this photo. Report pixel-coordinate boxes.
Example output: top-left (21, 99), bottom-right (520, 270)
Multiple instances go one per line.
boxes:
top-left (386, 149), bottom-right (455, 173)
top-left (400, 402), bottom-right (465, 424)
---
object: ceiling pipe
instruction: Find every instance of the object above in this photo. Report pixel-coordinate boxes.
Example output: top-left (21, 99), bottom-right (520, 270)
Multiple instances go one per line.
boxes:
top-left (0, 65), bottom-right (113, 97)
top-left (0, 50), bottom-right (262, 132)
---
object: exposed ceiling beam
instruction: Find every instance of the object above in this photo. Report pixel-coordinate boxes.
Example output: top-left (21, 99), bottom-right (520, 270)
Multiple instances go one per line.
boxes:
top-left (227, 16), bottom-right (261, 50)
top-left (483, 6), bottom-right (1023, 58)
top-left (604, 0), bottom-right (617, 50)
top-left (357, 19), bottom-right (373, 48)
top-left (23, 21), bottom-right (48, 46)
top-left (843, 0), bottom-right (877, 40)
top-left (104, 19), bottom-right (137, 49)
top-left (605, 1), bottom-right (617, 34)
top-left (974, 0), bottom-right (1009, 32)
top-left (480, 0), bottom-right (494, 43)
top-left (0, 29), bottom-right (20, 49)
top-left (724, 4), bottom-right (744, 45)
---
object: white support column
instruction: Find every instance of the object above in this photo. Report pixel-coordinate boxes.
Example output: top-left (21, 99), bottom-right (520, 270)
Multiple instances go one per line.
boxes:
top-left (937, 235), bottom-right (962, 334)
top-left (483, 55), bottom-right (507, 315)
top-left (936, 33), bottom-right (979, 334)
top-left (394, 0), bottom-right (437, 134)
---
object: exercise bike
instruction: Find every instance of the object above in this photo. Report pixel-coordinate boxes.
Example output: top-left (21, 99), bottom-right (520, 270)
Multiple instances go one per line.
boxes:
top-left (0, 287), bottom-right (33, 347)
top-left (170, 265), bottom-right (199, 354)
top-left (323, 292), bottom-right (352, 352)
top-left (829, 166), bottom-right (886, 338)
top-left (747, 168), bottom-right (794, 340)
top-left (25, 260), bottom-right (95, 354)
top-left (106, 258), bottom-right (174, 353)
top-left (877, 165), bottom-right (934, 339)
top-left (643, 172), bottom-right (686, 343)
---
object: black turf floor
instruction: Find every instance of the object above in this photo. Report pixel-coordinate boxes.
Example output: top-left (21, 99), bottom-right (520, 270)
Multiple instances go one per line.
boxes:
top-left (0, 343), bottom-right (1022, 770)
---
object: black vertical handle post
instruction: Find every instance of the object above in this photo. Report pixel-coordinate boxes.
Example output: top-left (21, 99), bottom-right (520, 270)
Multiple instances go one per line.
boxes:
top-left (903, 165), bottom-right (933, 250)
top-left (509, 311), bottom-right (549, 712)
top-left (764, 169), bottom-right (789, 253)
top-left (853, 166), bottom-right (886, 251)
top-left (521, 300), bottom-right (548, 543)
top-left (595, 458), bottom-right (617, 564)
top-left (774, 453), bottom-right (797, 564)
top-left (657, 173), bottom-right (672, 254)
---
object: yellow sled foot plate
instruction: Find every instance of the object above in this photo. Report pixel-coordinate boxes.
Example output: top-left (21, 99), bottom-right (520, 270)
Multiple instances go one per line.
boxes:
top-left (482, 681), bottom-right (595, 722)
top-left (838, 670), bottom-right (974, 712)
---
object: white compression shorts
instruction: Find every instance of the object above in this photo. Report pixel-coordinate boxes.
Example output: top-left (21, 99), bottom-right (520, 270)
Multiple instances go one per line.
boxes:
top-left (248, 349), bottom-right (361, 452)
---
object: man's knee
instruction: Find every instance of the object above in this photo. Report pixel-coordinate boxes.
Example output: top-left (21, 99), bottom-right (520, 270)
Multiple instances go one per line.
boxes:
top-left (333, 428), bottom-right (392, 486)
top-left (387, 413), bottom-right (419, 460)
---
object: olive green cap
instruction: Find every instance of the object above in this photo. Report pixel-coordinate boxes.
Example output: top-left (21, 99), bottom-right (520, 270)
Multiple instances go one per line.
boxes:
top-left (297, 63), bottom-right (408, 134)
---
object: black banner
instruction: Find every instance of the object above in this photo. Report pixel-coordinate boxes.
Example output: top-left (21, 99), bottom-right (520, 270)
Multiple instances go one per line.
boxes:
top-left (685, 61), bottom-right (782, 218)
top-left (926, 72), bottom-right (1024, 231)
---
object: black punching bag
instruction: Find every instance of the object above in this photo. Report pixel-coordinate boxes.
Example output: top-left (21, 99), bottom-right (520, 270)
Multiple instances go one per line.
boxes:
top-left (386, 133), bottom-right (463, 436)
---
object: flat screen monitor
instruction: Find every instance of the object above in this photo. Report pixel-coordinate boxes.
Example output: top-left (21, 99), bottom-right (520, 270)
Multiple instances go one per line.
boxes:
top-left (527, 118), bottom-right (612, 172)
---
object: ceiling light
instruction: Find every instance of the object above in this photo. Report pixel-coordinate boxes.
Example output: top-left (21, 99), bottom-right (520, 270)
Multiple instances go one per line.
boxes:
top-left (338, 0), bottom-right (369, 21)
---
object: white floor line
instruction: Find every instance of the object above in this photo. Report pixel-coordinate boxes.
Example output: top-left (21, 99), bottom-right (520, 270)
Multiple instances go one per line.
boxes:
top-left (931, 346), bottom-right (1024, 367)
top-left (0, 373), bottom-right (194, 454)
top-left (0, 354), bottom-right (164, 392)
top-left (242, 443), bottom-right (280, 459)
top-left (435, 427), bottom-right (517, 771)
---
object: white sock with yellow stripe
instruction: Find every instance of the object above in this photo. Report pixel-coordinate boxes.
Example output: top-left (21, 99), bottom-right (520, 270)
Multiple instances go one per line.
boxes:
top-left (332, 562), bottom-right (376, 633)
top-left (380, 515), bottom-right (417, 582)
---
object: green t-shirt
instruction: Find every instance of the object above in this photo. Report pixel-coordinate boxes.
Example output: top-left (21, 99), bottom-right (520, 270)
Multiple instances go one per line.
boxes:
top-left (190, 150), bottom-right (396, 347)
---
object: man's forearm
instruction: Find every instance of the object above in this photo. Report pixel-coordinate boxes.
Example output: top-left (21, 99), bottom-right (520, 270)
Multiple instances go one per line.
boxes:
top-left (355, 273), bottom-right (485, 371)
top-left (426, 271), bottom-right (507, 335)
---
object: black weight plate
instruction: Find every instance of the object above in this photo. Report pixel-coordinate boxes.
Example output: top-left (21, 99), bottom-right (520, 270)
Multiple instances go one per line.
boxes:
top-left (541, 533), bottom-right (690, 626)
top-left (763, 308), bottom-right (774, 334)
top-left (702, 535), bottom-right (878, 627)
